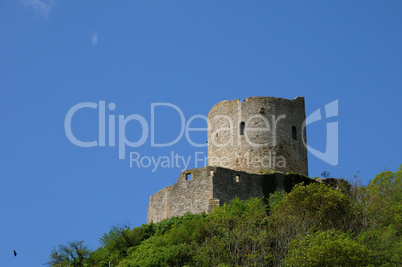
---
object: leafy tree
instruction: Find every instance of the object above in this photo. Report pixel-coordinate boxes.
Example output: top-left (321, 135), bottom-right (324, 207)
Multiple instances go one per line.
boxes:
top-left (99, 225), bottom-right (126, 247)
top-left (366, 165), bottom-right (402, 230)
top-left (269, 183), bottom-right (352, 265)
top-left (267, 190), bottom-right (286, 213)
top-left (358, 225), bottom-right (402, 266)
top-left (343, 165), bottom-right (402, 234)
top-left (118, 213), bottom-right (206, 267)
top-left (86, 224), bottom-right (156, 266)
top-left (195, 198), bottom-right (272, 266)
top-left (284, 230), bottom-right (373, 267)
top-left (273, 182), bottom-right (352, 229)
top-left (47, 240), bottom-right (90, 267)
top-left (351, 165), bottom-right (402, 266)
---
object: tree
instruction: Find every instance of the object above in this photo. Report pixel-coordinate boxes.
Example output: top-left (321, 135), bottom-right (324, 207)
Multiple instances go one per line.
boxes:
top-left (269, 183), bottom-right (352, 265)
top-left (267, 190), bottom-right (286, 213)
top-left (353, 165), bottom-right (402, 266)
top-left (321, 171), bottom-right (331, 178)
top-left (272, 182), bottom-right (352, 230)
top-left (87, 224), bottom-right (156, 266)
top-left (195, 198), bottom-right (273, 266)
top-left (118, 213), bottom-right (206, 267)
top-left (366, 165), bottom-right (402, 230)
top-left (284, 230), bottom-right (373, 267)
top-left (357, 225), bottom-right (402, 266)
top-left (48, 240), bottom-right (90, 267)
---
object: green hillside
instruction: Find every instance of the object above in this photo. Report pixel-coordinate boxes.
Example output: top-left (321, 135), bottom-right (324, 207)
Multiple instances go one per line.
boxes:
top-left (48, 165), bottom-right (401, 267)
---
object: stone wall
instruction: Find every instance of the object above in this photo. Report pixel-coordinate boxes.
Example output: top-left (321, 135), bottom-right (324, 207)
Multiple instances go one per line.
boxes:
top-left (147, 166), bottom-right (314, 223)
top-left (147, 166), bottom-right (214, 223)
top-left (211, 167), bottom-right (266, 205)
top-left (207, 96), bottom-right (308, 175)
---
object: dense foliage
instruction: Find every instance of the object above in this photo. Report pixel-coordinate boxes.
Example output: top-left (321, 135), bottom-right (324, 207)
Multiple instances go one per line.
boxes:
top-left (48, 165), bottom-right (402, 266)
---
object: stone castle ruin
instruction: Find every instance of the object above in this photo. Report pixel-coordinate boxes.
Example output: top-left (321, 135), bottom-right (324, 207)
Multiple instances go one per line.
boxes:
top-left (147, 96), bottom-right (311, 223)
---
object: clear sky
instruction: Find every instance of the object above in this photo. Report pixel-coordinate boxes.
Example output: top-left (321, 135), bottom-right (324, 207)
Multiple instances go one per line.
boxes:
top-left (1, 1), bottom-right (401, 266)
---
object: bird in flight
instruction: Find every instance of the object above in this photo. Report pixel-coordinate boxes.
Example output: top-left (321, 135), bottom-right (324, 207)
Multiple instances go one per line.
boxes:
top-left (14, 250), bottom-right (17, 256)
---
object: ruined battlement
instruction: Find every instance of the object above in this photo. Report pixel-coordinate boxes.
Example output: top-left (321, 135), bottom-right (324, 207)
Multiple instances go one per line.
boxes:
top-left (147, 166), bottom-right (314, 223)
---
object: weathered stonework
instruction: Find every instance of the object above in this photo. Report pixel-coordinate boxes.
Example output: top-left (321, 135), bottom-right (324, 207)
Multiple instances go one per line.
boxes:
top-left (147, 96), bottom-right (310, 223)
top-left (208, 96), bottom-right (308, 175)
top-left (147, 166), bottom-right (314, 223)
top-left (147, 167), bottom-right (214, 223)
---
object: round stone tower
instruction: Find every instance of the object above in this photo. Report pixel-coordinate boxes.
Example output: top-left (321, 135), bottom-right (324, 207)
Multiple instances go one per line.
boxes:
top-left (207, 96), bottom-right (308, 175)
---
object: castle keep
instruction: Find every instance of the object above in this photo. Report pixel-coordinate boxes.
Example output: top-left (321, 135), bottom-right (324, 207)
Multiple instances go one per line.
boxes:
top-left (208, 96), bottom-right (308, 175)
top-left (147, 96), bottom-right (310, 223)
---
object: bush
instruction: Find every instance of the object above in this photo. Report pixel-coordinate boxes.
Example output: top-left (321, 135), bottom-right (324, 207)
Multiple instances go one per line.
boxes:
top-left (284, 230), bottom-right (374, 267)
top-left (194, 198), bottom-right (273, 266)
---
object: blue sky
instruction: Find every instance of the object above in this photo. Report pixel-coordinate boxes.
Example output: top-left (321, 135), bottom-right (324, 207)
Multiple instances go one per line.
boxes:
top-left (1, 1), bottom-right (401, 266)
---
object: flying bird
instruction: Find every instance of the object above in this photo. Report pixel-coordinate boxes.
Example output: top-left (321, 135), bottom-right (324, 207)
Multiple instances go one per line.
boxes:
top-left (14, 250), bottom-right (17, 256)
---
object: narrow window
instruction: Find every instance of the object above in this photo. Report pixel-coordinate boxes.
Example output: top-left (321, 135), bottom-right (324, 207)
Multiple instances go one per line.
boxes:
top-left (186, 173), bottom-right (191, 181)
top-left (235, 175), bottom-right (240, 183)
top-left (210, 171), bottom-right (214, 176)
top-left (239, 122), bottom-right (245, 135)
top-left (292, 126), bottom-right (297, 140)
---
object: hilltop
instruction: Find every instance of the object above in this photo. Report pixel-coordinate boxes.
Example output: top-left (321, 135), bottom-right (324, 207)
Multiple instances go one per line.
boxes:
top-left (48, 165), bottom-right (401, 266)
